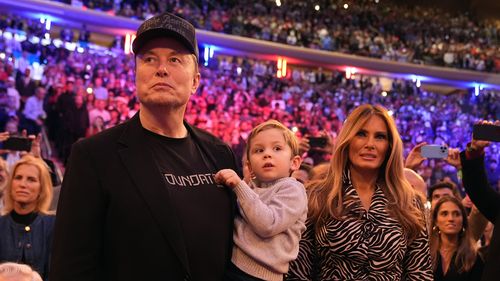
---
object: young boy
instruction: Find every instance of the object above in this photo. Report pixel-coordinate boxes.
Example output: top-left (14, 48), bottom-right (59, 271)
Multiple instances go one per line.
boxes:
top-left (215, 120), bottom-right (308, 281)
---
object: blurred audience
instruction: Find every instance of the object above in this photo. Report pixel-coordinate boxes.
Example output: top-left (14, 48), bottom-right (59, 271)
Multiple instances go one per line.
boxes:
top-left (45, 0), bottom-right (499, 73)
top-left (0, 12), bottom-right (498, 189)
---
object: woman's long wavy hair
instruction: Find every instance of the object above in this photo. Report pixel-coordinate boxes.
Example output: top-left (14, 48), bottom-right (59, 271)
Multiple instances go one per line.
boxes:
top-left (1, 155), bottom-right (53, 215)
top-left (0, 157), bottom-right (9, 197)
top-left (307, 104), bottom-right (425, 241)
top-left (430, 196), bottom-right (478, 273)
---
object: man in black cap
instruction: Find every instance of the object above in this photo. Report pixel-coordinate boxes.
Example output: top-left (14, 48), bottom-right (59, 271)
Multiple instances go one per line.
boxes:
top-left (50, 13), bottom-right (239, 281)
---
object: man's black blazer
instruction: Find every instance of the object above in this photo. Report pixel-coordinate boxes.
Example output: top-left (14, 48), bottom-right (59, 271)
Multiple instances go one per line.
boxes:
top-left (461, 151), bottom-right (500, 281)
top-left (50, 114), bottom-right (239, 281)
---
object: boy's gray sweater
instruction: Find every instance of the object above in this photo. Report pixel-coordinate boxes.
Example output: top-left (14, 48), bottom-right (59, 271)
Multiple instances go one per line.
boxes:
top-left (232, 177), bottom-right (308, 281)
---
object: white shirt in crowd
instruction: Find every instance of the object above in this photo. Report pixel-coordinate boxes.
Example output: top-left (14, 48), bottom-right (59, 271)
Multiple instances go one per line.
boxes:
top-left (23, 96), bottom-right (45, 121)
top-left (89, 108), bottom-right (111, 124)
top-left (93, 87), bottom-right (109, 101)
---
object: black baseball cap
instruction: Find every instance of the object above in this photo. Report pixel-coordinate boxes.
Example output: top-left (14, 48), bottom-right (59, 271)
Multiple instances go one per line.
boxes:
top-left (132, 12), bottom-right (199, 60)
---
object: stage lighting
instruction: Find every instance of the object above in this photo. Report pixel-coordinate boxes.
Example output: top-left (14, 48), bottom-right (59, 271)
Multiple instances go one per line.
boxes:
top-left (277, 57), bottom-right (287, 78)
top-left (125, 34), bottom-right (136, 55)
top-left (474, 83), bottom-right (484, 96)
top-left (204, 45), bottom-right (216, 66)
top-left (345, 67), bottom-right (356, 79)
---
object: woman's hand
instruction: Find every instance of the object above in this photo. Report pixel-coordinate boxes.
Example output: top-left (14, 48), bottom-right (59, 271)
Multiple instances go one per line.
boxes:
top-left (405, 142), bottom-right (427, 170)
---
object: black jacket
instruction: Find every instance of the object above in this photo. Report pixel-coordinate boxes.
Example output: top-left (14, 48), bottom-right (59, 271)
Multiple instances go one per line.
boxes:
top-left (461, 151), bottom-right (500, 281)
top-left (50, 113), bottom-right (239, 281)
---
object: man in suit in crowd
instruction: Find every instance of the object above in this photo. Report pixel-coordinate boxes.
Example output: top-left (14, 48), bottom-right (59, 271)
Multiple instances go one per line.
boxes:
top-left (15, 67), bottom-right (36, 107)
top-left (50, 13), bottom-right (239, 281)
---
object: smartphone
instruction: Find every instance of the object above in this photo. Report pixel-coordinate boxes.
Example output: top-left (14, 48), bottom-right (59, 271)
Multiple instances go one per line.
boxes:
top-left (2, 137), bottom-right (32, 152)
top-left (309, 137), bottom-right (327, 148)
top-left (473, 123), bottom-right (500, 142)
top-left (421, 145), bottom-right (448, 159)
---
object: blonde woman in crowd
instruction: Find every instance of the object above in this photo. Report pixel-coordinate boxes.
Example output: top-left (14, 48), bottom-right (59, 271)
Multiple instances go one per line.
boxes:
top-left (0, 155), bottom-right (55, 280)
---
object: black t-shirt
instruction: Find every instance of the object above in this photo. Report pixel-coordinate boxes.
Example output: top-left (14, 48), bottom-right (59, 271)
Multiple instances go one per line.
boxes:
top-left (145, 128), bottom-right (233, 281)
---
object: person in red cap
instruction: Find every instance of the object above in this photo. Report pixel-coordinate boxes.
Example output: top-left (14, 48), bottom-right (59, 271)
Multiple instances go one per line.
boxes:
top-left (50, 13), bottom-right (240, 281)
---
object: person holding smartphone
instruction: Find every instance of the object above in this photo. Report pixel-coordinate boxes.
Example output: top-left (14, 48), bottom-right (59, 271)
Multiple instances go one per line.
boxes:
top-left (299, 133), bottom-right (333, 166)
top-left (460, 120), bottom-right (500, 281)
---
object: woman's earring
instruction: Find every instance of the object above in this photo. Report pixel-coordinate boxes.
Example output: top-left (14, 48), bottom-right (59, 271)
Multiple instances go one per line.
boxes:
top-left (433, 225), bottom-right (441, 234)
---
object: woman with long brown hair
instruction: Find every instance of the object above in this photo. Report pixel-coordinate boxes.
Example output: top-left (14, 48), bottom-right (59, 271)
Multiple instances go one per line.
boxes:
top-left (430, 193), bottom-right (484, 280)
top-left (287, 104), bottom-right (432, 280)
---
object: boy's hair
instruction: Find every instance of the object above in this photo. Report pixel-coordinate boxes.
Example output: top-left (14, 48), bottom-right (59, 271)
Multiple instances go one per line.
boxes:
top-left (245, 120), bottom-right (300, 161)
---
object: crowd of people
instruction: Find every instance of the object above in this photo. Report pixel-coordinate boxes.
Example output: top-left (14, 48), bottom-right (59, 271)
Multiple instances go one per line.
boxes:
top-left (0, 13), bottom-right (499, 188)
top-left (0, 10), bottom-right (499, 281)
top-left (50, 0), bottom-right (500, 73)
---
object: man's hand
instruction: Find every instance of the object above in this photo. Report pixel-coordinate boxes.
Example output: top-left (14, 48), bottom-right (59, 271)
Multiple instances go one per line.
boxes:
top-left (17, 130), bottom-right (41, 158)
top-left (298, 137), bottom-right (310, 156)
top-left (405, 142), bottom-right (427, 170)
top-left (317, 131), bottom-right (334, 154)
top-left (29, 133), bottom-right (42, 158)
top-left (214, 169), bottom-right (242, 189)
top-left (0, 131), bottom-right (10, 154)
top-left (471, 120), bottom-right (499, 150)
top-left (0, 131), bottom-right (9, 142)
top-left (462, 194), bottom-right (474, 209)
